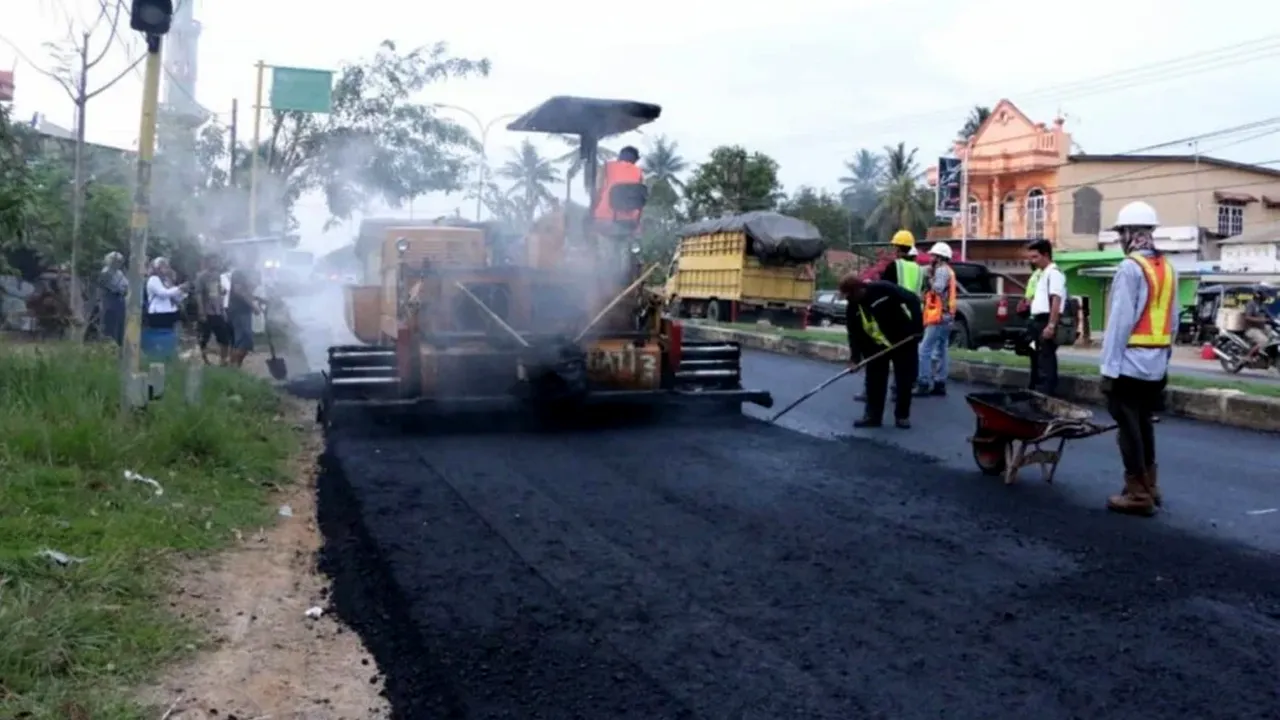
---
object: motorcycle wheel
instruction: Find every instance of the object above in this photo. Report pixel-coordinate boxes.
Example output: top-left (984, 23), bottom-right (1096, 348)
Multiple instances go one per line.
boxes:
top-left (1219, 355), bottom-right (1244, 374)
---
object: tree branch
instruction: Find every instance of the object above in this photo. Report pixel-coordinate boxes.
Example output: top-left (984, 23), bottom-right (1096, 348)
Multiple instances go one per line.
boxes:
top-left (84, 55), bottom-right (143, 102)
top-left (0, 35), bottom-right (76, 102)
top-left (85, 0), bottom-right (124, 71)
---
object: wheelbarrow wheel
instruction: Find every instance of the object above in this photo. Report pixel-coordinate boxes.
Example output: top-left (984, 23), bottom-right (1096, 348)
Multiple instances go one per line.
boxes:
top-left (970, 419), bottom-right (1009, 476)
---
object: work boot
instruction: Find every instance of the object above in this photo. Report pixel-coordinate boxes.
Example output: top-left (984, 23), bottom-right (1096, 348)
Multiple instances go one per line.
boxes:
top-left (1106, 473), bottom-right (1156, 517)
top-left (929, 382), bottom-right (947, 397)
top-left (853, 416), bottom-right (881, 428)
top-left (894, 417), bottom-right (911, 429)
top-left (912, 383), bottom-right (933, 397)
top-left (1147, 464), bottom-right (1162, 507)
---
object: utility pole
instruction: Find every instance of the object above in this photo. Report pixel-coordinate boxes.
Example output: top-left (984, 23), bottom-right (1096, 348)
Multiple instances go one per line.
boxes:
top-left (249, 60), bottom-right (265, 235)
top-left (69, 32), bottom-right (89, 338)
top-left (120, 0), bottom-right (174, 415)
top-left (228, 98), bottom-right (238, 186)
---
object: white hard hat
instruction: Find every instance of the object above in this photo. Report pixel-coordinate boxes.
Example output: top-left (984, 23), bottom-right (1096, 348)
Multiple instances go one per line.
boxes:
top-left (928, 241), bottom-right (953, 259)
top-left (1112, 201), bottom-right (1159, 229)
top-left (908, 247), bottom-right (918, 257)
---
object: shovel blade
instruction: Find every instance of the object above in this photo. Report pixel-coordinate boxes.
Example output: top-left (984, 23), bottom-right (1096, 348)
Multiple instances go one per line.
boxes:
top-left (267, 357), bottom-right (288, 380)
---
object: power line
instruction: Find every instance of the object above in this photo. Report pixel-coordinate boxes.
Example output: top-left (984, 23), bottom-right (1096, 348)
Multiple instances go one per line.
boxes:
top-left (779, 35), bottom-right (1280, 147)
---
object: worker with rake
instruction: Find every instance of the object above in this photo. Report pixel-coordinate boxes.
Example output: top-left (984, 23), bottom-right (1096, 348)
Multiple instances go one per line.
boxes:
top-left (841, 274), bottom-right (924, 429)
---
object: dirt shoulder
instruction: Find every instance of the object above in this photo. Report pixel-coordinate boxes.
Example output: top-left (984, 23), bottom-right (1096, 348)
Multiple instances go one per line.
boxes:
top-left (141, 359), bottom-right (388, 719)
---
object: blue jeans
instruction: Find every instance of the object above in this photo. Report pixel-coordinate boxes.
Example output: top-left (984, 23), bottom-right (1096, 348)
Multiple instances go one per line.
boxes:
top-left (917, 320), bottom-right (952, 386)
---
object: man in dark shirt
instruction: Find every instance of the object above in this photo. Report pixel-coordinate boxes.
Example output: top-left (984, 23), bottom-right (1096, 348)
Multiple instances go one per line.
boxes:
top-left (842, 275), bottom-right (924, 429)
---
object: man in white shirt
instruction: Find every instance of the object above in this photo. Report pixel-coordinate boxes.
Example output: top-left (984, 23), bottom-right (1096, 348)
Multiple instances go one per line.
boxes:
top-left (1025, 239), bottom-right (1066, 396)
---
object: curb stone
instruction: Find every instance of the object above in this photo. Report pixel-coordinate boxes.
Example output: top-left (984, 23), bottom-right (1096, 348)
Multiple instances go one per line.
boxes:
top-left (686, 323), bottom-right (1280, 434)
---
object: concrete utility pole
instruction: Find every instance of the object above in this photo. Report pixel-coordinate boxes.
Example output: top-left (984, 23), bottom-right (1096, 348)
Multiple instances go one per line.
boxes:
top-left (228, 98), bottom-right (238, 186)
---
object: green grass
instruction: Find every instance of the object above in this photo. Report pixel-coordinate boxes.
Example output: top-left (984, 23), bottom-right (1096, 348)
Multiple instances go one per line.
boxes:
top-left (709, 321), bottom-right (1280, 399)
top-left (0, 343), bottom-right (298, 718)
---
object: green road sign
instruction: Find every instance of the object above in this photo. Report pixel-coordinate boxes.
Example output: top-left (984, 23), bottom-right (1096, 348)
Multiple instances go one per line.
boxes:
top-left (269, 66), bottom-right (333, 113)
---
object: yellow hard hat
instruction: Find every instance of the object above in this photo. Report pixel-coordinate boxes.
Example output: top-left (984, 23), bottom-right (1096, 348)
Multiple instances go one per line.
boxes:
top-left (890, 230), bottom-right (915, 248)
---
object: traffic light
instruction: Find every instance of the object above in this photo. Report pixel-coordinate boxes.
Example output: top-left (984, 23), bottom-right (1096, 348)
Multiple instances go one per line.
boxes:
top-left (130, 0), bottom-right (173, 35)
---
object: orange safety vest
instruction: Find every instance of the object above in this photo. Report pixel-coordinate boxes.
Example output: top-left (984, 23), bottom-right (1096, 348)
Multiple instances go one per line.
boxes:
top-left (1127, 253), bottom-right (1175, 347)
top-left (922, 268), bottom-right (957, 326)
top-left (593, 161), bottom-right (644, 221)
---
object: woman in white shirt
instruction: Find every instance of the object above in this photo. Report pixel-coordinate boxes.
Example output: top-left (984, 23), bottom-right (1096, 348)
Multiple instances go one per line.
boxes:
top-left (141, 257), bottom-right (188, 359)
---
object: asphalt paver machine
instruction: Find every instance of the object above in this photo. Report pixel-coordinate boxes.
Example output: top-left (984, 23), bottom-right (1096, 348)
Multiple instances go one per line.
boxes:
top-left (319, 95), bottom-right (773, 427)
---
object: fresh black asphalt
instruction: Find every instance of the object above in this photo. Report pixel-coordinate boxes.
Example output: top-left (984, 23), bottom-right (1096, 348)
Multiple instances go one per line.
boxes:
top-left (305, 353), bottom-right (1279, 720)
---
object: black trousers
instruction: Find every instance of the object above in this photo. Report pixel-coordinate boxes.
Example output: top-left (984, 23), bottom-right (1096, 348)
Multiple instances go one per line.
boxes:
top-left (863, 341), bottom-right (919, 421)
top-left (1105, 375), bottom-right (1165, 476)
top-left (1028, 314), bottom-right (1059, 396)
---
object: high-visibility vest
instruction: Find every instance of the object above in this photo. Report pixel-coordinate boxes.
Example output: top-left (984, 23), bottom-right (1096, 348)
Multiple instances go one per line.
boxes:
top-left (895, 259), bottom-right (922, 295)
top-left (1025, 268), bottom-right (1042, 299)
top-left (1127, 253), bottom-right (1175, 347)
top-left (593, 161), bottom-right (644, 221)
top-left (858, 302), bottom-right (913, 348)
top-left (923, 268), bottom-right (957, 326)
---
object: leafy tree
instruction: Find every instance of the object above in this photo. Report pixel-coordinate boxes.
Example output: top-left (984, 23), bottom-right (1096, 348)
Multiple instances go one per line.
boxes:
top-left (837, 149), bottom-right (883, 216)
top-left (958, 105), bottom-right (992, 141)
top-left (641, 135), bottom-right (687, 212)
top-left (868, 142), bottom-right (933, 241)
top-left (555, 136), bottom-right (616, 206)
top-left (497, 140), bottom-right (561, 225)
top-left (778, 186), bottom-right (853, 249)
top-left (241, 40), bottom-right (490, 231)
top-left (683, 145), bottom-right (782, 220)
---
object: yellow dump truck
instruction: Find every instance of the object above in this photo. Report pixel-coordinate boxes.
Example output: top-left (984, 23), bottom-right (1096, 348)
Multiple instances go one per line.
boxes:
top-left (668, 211), bottom-right (827, 328)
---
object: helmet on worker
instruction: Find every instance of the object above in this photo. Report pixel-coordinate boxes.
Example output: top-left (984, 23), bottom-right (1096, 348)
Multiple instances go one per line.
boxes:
top-left (890, 230), bottom-right (915, 259)
top-left (1111, 201), bottom-right (1159, 253)
top-left (928, 242), bottom-right (953, 261)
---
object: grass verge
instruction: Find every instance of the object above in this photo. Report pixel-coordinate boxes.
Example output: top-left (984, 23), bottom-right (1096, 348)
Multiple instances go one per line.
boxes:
top-left (0, 343), bottom-right (298, 718)
top-left (709, 321), bottom-right (1280, 399)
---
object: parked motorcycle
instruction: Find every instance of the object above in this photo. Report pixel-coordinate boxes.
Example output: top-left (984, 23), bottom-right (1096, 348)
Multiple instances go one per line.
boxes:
top-left (1211, 313), bottom-right (1280, 374)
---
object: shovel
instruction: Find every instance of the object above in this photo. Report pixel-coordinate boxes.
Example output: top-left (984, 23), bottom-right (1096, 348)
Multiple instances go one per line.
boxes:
top-left (262, 305), bottom-right (288, 381)
top-left (768, 335), bottom-right (919, 424)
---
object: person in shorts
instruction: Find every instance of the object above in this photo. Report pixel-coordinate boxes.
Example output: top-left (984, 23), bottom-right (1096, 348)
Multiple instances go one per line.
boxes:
top-left (194, 255), bottom-right (231, 364)
top-left (227, 268), bottom-right (262, 368)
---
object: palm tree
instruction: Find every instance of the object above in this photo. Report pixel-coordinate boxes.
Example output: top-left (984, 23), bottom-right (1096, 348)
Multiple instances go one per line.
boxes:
top-left (868, 142), bottom-right (932, 237)
top-left (641, 135), bottom-right (687, 213)
top-left (958, 105), bottom-right (992, 141)
top-left (555, 135), bottom-right (616, 205)
top-left (498, 140), bottom-right (561, 222)
top-left (837, 149), bottom-right (884, 216)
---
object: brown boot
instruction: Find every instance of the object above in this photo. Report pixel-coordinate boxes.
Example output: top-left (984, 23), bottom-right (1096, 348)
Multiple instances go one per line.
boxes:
top-left (1147, 464), bottom-right (1161, 507)
top-left (1107, 472), bottom-right (1156, 517)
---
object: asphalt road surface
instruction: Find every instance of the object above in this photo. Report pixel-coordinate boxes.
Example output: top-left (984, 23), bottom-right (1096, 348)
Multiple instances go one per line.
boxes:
top-left (311, 342), bottom-right (1280, 720)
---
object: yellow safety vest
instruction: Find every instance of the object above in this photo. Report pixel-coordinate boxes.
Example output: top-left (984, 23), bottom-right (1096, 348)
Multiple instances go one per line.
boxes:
top-left (858, 302), bottom-right (913, 348)
top-left (1025, 268), bottom-right (1042, 299)
top-left (1127, 253), bottom-right (1175, 347)
top-left (895, 259), bottom-right (922, 295)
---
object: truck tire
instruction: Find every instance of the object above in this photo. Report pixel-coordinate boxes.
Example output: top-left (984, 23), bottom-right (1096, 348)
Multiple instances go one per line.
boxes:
top-left (950, 317), bottom-right (972, 349)
top-left (705, 299), bottom-right (721, 322)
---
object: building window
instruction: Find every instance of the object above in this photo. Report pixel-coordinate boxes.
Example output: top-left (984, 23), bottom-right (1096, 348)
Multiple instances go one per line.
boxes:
top-left (966, 196), bottom-right (981, 237)
top-left (1071, 185), bottom-right (1102, 235)
top-left (1026, 188), bottom-right (1046, 239)
top-left (1217, 201), bottom-right (1244, 237)
top-left (1000, 193), bottom-right (1017, 238)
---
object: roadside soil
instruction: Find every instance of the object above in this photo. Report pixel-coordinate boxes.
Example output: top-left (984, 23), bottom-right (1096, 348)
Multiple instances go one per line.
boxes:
top-left (139, 354), bottom-right (388, 719)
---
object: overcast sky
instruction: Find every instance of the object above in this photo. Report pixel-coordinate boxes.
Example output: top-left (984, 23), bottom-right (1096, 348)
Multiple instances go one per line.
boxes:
top-left (6, 0), bottom-right (1280, 254)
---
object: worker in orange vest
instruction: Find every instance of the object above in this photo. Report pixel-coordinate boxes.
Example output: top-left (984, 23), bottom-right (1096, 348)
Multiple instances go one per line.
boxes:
top-left (1099, 200), bottom-right (1176, 517)
top-left (915, 241), bottom-right (957, 396)
top-left (593, 146), bottom-right (645, 232)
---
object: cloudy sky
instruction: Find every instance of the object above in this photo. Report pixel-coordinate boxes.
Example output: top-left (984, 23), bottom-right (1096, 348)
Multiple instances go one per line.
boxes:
top-left (6, 0), bottom-right (1280, 253)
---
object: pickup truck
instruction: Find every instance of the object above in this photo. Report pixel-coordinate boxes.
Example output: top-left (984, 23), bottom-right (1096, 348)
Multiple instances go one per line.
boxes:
top-left (948, 262), bottom-right (1078, 350)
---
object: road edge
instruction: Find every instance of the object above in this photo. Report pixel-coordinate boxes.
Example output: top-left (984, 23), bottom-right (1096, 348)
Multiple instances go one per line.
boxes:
top-left (687, 324), bottom-right (1280, 433)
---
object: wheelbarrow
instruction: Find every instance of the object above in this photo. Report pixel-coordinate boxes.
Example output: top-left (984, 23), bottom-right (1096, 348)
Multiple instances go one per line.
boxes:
top-left (965, 390), bottom-right (1116, 485)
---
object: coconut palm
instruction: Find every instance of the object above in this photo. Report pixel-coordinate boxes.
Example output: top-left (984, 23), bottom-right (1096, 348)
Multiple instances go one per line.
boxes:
top-left (554, 135), bottom-right (616, 205)
top-left (958, 105), bottom-right (992, 141)
top-left (497, 140), bottom-right (561, 222)
top-left (837, 149), bottom-right (884, 216)
top-left (640, 135), bottom-right (687, 212)
top-left (868, 142), bottom-right (932, 237)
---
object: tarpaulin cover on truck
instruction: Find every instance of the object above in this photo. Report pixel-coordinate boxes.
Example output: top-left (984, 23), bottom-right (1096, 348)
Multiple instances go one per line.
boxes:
top-left (678, 212), bottom-right (827, 264)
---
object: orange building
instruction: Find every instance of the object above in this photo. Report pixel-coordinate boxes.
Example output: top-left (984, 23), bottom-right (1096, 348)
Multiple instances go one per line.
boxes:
top-left (926, 99), bottom-right (1071, 282)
